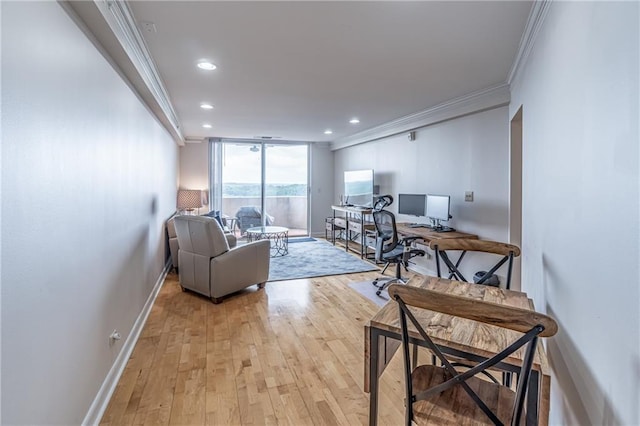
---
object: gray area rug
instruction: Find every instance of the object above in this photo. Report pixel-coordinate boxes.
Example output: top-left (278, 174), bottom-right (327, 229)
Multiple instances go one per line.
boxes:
top-left (268, 239), bottom-right (378, 282)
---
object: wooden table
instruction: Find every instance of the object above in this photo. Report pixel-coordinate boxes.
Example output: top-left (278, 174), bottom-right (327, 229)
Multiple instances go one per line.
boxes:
top-left (395, 222), bottom-right (478, 244)
top-left (364, 276), bottom-right (551, 425)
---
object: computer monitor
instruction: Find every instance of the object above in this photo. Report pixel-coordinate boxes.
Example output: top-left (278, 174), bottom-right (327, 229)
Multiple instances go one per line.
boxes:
top-left (426, 194), bottom-right (451, 229)
top-left (398, 194), bottom-right (426, 217)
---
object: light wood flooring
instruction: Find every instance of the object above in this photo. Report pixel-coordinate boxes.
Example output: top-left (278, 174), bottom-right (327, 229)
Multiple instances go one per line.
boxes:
top-left (100, 266), bottom-right (418, 425)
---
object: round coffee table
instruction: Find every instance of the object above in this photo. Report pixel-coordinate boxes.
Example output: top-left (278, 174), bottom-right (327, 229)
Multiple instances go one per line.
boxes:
top-left (245, 226), bottom-right (289, 257)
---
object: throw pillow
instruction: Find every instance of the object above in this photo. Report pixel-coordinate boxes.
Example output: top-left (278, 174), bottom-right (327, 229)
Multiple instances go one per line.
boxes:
top-left (204, 210), bottom-right (225, 228)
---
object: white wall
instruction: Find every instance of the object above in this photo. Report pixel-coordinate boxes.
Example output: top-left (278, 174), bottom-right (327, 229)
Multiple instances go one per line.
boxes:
top-left (333, 107), bottom-right (512, 281)
top-left (509, 2), bottom-right (639, 424)
top-left (179, 142), bottom-right (209, 191)
top-left (178, 141), bottom-right (334, 235)
top-left (309, 142), bottom-right (334, 236)
top-left (1, 2), bottom-right (179, 424)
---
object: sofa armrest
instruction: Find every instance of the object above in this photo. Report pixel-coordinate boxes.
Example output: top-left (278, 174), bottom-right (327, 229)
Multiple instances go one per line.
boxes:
top-left (224, 232), bottom-right (237, 248)
top-left (167, 217), bottom-right (177, 238)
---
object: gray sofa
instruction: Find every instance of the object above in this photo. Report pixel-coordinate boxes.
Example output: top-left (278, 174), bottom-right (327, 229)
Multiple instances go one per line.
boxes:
top-left (167, 215), bottom-right (237, 271)
top-left (174, 215), bottom-right (270, 303)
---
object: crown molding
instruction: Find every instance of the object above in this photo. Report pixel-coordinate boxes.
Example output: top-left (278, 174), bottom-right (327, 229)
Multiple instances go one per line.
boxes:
top-left (507, 0), bottom-right (553, 85)
top-left (330, 83), bottom-right (510, 151)
top-left (94, 0), bottom-right (184, 143)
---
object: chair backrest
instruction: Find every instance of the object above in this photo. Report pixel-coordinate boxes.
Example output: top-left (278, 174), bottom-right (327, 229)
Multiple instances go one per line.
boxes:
top-left (174, 215), bottom-right (230, 258)
top-left (388, 284), bottom-right (557, 426)
top-left (373, 194), bottom-right (393, 211)
top-left (235, 206), bottom-right (274, 233)
top-left (429, 238), bottom-right (521, 289)
top-left (372, 209), bottom-right (400, 261)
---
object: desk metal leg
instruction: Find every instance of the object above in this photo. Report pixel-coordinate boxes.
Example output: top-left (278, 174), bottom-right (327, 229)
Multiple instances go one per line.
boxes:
top-left (332, 211), bottom-right (336, 245)
top-left (526, 370), bottom-right (540, 425)
top-left (369, 328), bottom-right (380, 426)
top-left (360, 215), bottom-right (365, 258)
top-left (345, 214), bottom-right (350, 253)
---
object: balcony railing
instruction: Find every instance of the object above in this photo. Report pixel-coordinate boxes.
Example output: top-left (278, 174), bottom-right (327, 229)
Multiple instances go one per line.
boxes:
top-left (221, 195), bottom-right (308, 237)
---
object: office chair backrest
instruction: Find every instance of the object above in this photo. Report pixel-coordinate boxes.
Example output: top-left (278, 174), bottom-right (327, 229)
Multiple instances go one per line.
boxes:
top-left (373, 209), bottom-right (399, 259)
top-left (373, 194), bottom-right (393, 211)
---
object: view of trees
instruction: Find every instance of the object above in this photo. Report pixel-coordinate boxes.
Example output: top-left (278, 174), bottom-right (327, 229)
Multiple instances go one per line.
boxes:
top-left (223, 183), bottom-right (307, 197)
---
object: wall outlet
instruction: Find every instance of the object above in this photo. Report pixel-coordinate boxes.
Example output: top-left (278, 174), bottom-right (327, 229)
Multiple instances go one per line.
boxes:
top-left (464, 191), bottom-right (474, 202)
top-left (109, 329), bottom-right (122, 346)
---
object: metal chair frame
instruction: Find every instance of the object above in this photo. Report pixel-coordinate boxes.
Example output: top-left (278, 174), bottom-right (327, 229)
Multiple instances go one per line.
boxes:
top-left (395, 295), bottom-right (544, 426)
top-left (431, 240), bottom-right (519, 290)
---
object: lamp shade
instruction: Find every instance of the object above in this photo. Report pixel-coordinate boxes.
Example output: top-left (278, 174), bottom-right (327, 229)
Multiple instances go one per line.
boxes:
top-left (177, 189), bottom-right (203, 210)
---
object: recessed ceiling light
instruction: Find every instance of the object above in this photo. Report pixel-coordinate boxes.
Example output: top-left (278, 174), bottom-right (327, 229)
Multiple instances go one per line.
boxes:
top-left (200, 103), bottom-right (214, 110)
top-left (324, 129), bottom-right (333, 135)
top-left (197, 61), bottom-right (217, 71)
top-left (349, 118), bottom-right (360, 124)
top-left (202, 124), bottom-right (212, 129)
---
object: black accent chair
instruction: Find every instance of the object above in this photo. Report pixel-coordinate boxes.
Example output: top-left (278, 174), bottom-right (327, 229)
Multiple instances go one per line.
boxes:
top-left (235, 206), bottom-right (274, 235)
top-left (371, 195), bottom-right (425, 296)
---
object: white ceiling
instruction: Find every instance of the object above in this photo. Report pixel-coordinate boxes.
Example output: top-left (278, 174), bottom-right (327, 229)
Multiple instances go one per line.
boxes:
top-left (82, 1), bottom-right (533, 143)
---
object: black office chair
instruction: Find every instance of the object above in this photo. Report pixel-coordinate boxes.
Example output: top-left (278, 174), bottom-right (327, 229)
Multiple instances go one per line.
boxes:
top-left (371, 195), bottom-right (425, 296)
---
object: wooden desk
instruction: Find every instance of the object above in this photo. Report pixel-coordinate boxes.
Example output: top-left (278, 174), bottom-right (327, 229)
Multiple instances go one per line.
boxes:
top-left (330, 205), bottom-right (374, 258)
top-left (365, 276), bottom-right (551, 426)
top-left (395, 222), bottom-right (478, 244)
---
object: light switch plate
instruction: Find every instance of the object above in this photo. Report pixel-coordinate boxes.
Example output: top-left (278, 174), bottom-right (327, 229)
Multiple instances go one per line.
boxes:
top-left (465, 191), bottom-right (474, 202)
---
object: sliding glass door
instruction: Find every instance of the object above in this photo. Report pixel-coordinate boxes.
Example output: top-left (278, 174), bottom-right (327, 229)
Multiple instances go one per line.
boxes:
top-left (264, 144), bottom-right (308, 237)
top-left (212, 141), bottom-right (309, 239)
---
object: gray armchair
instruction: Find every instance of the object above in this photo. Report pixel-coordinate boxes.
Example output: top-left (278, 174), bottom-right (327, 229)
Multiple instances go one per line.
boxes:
top-left (174, 215), bottom-right (270, 303)
top-left (167, 215), bottom-right (237, 272)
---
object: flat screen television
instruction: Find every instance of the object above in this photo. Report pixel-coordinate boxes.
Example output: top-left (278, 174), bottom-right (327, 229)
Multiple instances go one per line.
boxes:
top-left (398, 194), bottom-right (426, 217)
top-left (344, 169), bottom-right (374, 208)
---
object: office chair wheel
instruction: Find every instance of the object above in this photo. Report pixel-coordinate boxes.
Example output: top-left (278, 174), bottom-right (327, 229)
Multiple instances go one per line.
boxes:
top-left (372, 279), bottom-right (379, 287)
top-left (376, 289), bottom-right (382, 296)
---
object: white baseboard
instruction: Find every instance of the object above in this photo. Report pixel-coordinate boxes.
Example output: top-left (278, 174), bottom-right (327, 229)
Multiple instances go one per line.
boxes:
top-left (82, 261), bottom-right (172, 426)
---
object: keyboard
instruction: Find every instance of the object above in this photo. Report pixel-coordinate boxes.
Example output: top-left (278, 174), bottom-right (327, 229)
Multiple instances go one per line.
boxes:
top-left (408, 224), bottom-right (429, 228)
